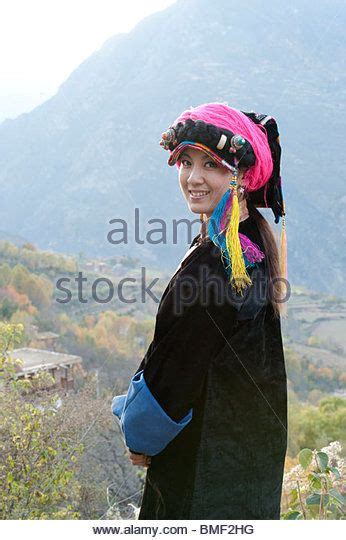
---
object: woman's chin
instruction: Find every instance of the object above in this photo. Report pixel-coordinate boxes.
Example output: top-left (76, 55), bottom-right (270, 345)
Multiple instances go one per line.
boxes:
top-left (188, 203), bottom-right (211, 214)
top-left (189, 207), bottom-right (205, 215)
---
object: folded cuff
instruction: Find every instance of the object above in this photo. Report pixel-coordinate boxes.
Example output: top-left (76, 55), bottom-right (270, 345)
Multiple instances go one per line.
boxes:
top-left (111, 394), bottom-right (127, 419)
top-left (112, 369), bottom-right (192, 456)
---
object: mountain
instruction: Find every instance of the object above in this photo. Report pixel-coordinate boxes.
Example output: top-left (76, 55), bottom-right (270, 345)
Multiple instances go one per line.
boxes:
top-left (0, 0), bottom-right (345, 295)
top-left (0, 230), bottom-right (29, 246)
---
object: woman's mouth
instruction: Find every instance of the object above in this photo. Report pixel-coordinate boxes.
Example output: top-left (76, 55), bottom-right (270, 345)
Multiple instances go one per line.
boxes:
top-left (189, 190), bottom-right (210, 200)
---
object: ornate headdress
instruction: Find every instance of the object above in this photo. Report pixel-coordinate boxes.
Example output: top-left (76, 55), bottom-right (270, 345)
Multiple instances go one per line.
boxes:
top-left (159, 106), bottom-right (286, 295)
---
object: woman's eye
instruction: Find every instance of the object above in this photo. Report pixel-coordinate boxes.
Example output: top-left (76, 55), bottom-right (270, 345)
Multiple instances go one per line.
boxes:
top-left (181, 159), bottom-right (217, 168)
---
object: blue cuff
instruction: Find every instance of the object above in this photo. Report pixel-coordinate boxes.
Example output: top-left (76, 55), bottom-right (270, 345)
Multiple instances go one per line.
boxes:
top-left (113, 369), bottom-right (193, 456)
top-left (111, 394), bottom-right (127, 419)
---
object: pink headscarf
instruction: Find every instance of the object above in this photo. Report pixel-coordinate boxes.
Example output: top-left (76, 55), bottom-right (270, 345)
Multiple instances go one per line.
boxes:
top-left (171, 102), bottom-right (273, 192)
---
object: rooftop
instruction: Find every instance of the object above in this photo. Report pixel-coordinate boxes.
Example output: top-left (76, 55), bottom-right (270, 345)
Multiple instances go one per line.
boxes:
top-left (12, 347), bottom-right (82, 374)
top-left (35, 331), bottom-right (60, 340)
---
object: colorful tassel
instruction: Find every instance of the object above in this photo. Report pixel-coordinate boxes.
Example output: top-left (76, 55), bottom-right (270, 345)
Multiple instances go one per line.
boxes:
top-left (280, 215), bottom-right (287, 282)
top-left (280, 207), bottom-right (287, 280)
top-left (239, 233), bottom-right (265, 263)
top-left (225, 177), bottom-right (253, 294)
top-left (220, 189), bottom-right (234, 230)
top-left (279, 203), bottom-right (288, 317)
top-left (207, 168), bottom-right (264, 295)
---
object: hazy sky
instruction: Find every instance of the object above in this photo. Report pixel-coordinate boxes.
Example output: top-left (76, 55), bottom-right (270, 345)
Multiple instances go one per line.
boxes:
top-left (0, 0), bottom-right (176, 121)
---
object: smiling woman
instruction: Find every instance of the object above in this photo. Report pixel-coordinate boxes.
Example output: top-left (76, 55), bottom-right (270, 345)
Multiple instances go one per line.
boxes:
top-left (111, 102), bottom-right (288, 520)
top-left (178, 148), bottom-right (249, 221)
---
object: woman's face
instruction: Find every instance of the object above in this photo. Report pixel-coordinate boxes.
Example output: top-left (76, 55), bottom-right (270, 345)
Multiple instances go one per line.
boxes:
top-left (178, 147), bottom-right (235, 218)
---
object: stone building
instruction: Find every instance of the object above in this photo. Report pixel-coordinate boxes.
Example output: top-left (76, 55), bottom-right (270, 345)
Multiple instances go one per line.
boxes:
top-left (12, 347), bottom-right (83, 391)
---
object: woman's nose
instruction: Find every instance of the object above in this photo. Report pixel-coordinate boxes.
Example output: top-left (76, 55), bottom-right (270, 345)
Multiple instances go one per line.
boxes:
top-left (187, 167), bottom-right (205, 185)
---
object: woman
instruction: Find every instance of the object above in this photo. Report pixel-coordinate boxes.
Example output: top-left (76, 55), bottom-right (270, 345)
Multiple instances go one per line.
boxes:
top-left (112, 103), bottom-right (288, 519)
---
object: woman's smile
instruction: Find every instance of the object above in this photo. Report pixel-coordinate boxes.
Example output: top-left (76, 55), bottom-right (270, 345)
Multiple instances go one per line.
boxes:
top-left (188, 189), bottom-right (211, 200)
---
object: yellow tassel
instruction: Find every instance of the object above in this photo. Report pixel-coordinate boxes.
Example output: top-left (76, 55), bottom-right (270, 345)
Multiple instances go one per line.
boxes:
top-left (225, 180), bottom-right (252, 294)
top-left (279, 204), bottom-right (288, 317)
top-left (280, 214), bottom-right (287, 283)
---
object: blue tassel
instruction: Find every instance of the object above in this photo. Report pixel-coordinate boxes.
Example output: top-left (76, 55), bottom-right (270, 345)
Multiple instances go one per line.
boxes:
top-left (207, 189), bottom-right (230, 240)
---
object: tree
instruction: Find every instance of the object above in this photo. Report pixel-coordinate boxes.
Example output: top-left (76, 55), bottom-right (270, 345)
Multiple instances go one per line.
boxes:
top-left (0, 322), bottom-right (141, 519)
top-left (0, 323), bottom-right (81, 518)
top-left (288, 397), bottom-right (346, 457)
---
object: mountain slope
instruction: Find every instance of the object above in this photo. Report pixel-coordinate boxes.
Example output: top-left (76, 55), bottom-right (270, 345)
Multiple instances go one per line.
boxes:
top-left (0, 0), bottom-right (345, 295)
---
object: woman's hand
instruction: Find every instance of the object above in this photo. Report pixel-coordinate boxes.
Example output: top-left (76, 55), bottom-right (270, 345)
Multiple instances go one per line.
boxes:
top-left (128, 449), bottom-right (151, 468)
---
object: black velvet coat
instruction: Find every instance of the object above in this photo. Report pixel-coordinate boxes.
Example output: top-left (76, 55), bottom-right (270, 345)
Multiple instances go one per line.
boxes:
top-left (134, 215), bottom-right (287, 519)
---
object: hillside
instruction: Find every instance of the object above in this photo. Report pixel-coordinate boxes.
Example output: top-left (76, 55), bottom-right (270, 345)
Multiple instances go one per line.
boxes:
top-left (0, 239), bottom-right (344, 400)
top-left (0, 0), bottom-right (344, 295)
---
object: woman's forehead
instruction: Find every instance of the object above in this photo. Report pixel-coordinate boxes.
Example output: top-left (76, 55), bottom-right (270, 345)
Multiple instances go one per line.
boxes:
top-left (180, 147), bottom-right (216, 160)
